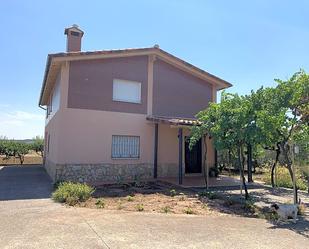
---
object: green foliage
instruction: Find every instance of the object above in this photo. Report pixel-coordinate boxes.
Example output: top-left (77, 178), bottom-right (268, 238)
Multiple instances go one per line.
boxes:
top-left (31, 136), bottom-right (44, 157)
top-left (263, 166), bottom-right (308, 191)
top-left (169, 189), bottom-right (177, 197)
top-left (244, 199), bottom-right (257, 213)
top-left (127, 195), bottom-right (134, 202)
top-left (52, 182), bottom-right (95, 206)
top-left (95, 198), bottom-right (105, 209)
top-left (190, 70), bottom-right (309, 195)
top-left (184, 207), bottom-right (195, 214)
top-left (136, 203), bottom-right (144, 211)
top-left (198, 191), bottom-right (218, 199)
top-left (0, 139), bottom-right (30, 165)
top-left (162, 206), bottom-right (171, 213)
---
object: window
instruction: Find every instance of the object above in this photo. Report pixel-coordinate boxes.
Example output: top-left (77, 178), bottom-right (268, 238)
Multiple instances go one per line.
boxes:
top-left (46, 76), bottom-right (61, 119)
top-left (112, 135), bottom-right (140, 159)
top-left (113, 79), bottom-right (141, 104)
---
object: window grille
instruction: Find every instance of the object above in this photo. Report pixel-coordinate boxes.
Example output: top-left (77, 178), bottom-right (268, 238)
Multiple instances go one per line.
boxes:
top-left (112, 135), bottom-right (140, 159)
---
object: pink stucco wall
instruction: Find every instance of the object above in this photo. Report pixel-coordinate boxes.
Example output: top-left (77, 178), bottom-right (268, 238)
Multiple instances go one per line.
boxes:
top-left (46, 108), bottom-right (215, 170)
top-left (67, 56), bottom-right (148, 114)
top-left (153, 58), bottom-right (213, 118)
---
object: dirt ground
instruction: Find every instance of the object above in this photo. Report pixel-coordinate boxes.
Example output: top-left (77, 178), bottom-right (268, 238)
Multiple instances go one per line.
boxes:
top-left (0, 152), bottom-right (43, 165)
top-left (77, 181), bottom-right (267, 218)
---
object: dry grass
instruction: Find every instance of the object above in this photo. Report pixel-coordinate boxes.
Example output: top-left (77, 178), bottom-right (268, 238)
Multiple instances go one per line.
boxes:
top-left (0, 151), bottom-right (42, 165)
top-left (76, 182), bottom-right (223, 216)
top-left (79, 192), bottom-right (221, 215)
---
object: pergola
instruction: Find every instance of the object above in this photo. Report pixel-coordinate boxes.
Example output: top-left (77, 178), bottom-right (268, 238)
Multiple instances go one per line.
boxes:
top-left (146, 115), bottom-right (202, 185)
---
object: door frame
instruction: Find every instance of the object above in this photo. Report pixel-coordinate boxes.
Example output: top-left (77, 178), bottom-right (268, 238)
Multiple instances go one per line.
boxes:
top-left (184, 136), bottom-right (202, 175)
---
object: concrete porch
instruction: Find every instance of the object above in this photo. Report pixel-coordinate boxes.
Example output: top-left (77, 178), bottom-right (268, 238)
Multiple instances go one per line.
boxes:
top-left (159, 174), bottom-right (241, 188)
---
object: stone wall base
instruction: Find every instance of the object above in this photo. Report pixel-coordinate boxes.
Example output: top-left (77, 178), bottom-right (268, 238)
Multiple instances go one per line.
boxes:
top-left (44, 160), bottom-right (179, 184)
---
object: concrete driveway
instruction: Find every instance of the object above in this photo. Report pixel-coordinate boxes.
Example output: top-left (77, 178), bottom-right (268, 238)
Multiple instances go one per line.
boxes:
top-left (0, 165), bottom-right (308, 249)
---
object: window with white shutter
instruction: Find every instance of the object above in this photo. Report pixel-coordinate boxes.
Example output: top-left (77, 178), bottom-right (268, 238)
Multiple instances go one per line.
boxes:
top-left (112, 79), bottom-right (141, 104)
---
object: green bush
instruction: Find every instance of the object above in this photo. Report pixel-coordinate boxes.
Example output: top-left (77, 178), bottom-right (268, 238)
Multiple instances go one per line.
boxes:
top-left (184, 207), bottom-right (195, 214)
top-left (169, 189), bottom-right (177, 197)
top-left (52, 182), bottom-right (95, 206)
top-left (263, 166), bottom-right (308, 191)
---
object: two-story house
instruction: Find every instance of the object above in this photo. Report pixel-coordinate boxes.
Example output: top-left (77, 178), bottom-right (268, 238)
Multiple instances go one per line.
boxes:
top-left (39, 25), bottom-right (232, 185)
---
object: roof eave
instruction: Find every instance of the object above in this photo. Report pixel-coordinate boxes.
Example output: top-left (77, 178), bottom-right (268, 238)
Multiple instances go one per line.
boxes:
top-left (38, 55), bottom-right (52, 106)
top-left (39, 47), bottom-right (232, 106)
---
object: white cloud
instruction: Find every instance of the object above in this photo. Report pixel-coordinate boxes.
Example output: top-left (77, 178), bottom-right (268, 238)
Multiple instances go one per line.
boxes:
top-left (0, 110), bottom-right (45, 139)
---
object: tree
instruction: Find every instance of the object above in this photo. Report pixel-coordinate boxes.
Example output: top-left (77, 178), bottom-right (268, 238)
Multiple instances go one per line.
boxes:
top-left (31, 136), bottom-right (44, 157)
top-left (190, 70), bottom-right (308, 201)
top-left (0, 139), bottom-right (30, 165)
top-left (14, 142), bottom-right (30, 165)
top-left (191, 92), bottom-right (255, 199)
top-left (256, 70), bottom-right (308, 201)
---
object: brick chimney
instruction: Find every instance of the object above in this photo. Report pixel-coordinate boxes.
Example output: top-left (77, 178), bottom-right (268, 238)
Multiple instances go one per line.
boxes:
top-left (64, 24), bottom-right (84, 52)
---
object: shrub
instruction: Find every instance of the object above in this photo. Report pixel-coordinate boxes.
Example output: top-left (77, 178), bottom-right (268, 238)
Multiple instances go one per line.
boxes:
top-left (199, 191), bottom-right (218, 200)
top-left (127, 195), bottom-right (134, 202)
top-left (95, 198), bottom-right (105, 209)
top-left (170, 189), bottom-right (177, 197)
top-left (184, 207), bottom-right (195, 214)
top-left (202, 203), bottom-right (208, 209)
top-left (263, 166), bottom-right (308, 191)
top-left (52, 182), bottom-right (95, 205)
top-left (244, 199), bottom-right (256, 212)
top-left (162, 206), bottom-right (171, 213)
top-left (136, 204), bottom-right (144, 212)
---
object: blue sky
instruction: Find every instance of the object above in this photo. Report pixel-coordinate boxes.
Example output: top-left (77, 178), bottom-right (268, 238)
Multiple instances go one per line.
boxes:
top-left (0, 0), bottom-right (308, 139)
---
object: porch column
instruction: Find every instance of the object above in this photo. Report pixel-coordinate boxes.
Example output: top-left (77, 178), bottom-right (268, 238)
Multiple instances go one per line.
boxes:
top-left (153, 123), bottom-right (158, 178)
top-left (178, 128), bottom-right (183, 185)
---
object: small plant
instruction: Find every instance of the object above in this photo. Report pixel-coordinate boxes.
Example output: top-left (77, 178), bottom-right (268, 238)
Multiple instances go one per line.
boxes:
top-left (264, 211), bottom-right (279, 221)
top-left (127, 195), bottom-right (134, 202)
top-left (52, 182), bottom-right (95, 206)
top-left (162, 206), bottom-right (171, 213)
top-left (136, 204), bottom-right (144, 212)
top-left (170, 189), bottom-right (177, 197)
top-left (199, 191), bottom-right (217, 200)
top-left (263, 166), bottom-right (308, 191)
top-left (133, 175), bottom-right (144, 187)
top-left (117, 200), bottom-right (123, 210)
top-left (184, 207), bottom-right (195, 215)
top-left (202, 203), bottom-right (208, 209)
top-left (244, 199), bottom-right (256, 212)
top-left (95, 198), bottom-right (105, 209)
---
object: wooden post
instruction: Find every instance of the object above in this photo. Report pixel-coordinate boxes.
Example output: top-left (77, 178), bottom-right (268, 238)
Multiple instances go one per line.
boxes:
top-left (153, 123), bottom-right (158, 179)
top-left (178, 128), bottom-right (183, 185)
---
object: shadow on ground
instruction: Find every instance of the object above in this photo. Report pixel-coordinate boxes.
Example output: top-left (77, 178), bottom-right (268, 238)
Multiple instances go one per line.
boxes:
top-left (267, 216), bottom-right (309, 239)
top-left (0, 165), bottom-right (53, 201)
top-left (191, 183), bottom-right (309, 239)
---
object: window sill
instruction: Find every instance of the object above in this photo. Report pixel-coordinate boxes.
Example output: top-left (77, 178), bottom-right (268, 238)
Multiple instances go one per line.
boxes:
top-left (112, 99), bottom-right (142, 105)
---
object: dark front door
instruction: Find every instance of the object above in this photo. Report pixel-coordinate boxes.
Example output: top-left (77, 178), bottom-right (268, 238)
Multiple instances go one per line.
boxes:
top-left (185, 137), bottom-right (202, 174)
